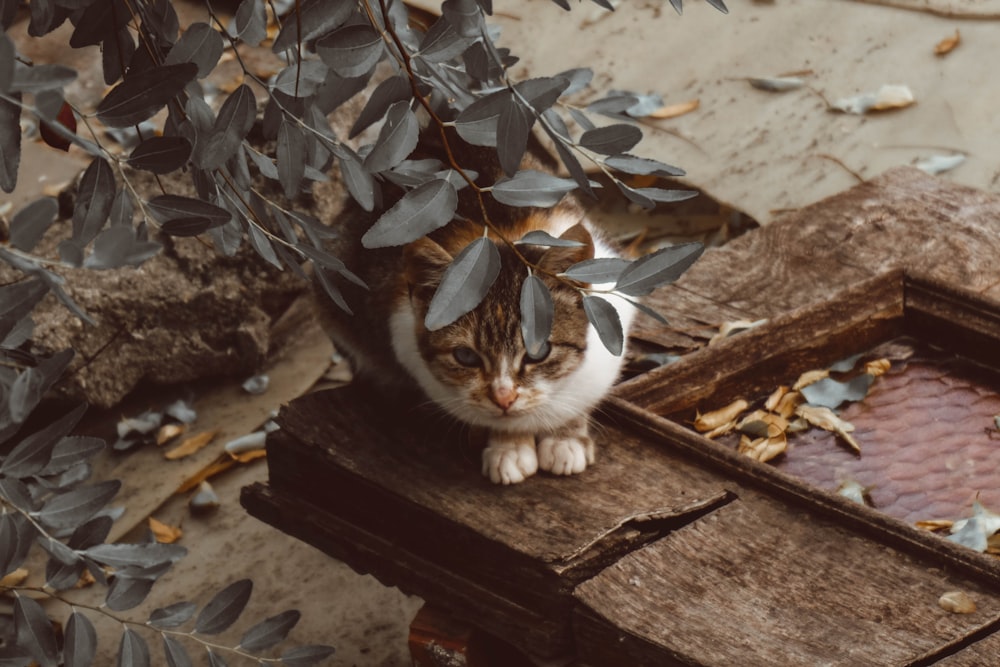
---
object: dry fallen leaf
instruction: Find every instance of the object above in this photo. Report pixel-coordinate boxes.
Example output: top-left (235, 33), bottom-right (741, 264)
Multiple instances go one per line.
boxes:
top-left (164, 430), bottom-right (218, 461)
top-left (915, 519), bottom-right (954, 532)
top-left (648, 98), bottom-right (699, 120)
top-left (938, 590), bottom-right (976, 614)
top-left (774, 390), bottom-right (804, 420)
top-left (934, 30), bottom-right (960, 56)
top-left (764, 386), bottom-right (790, 413)
top-left (149, 516), bottom-right (183, 544)
top-left (738, 432), bottom-right (787, 463)
top-left (795, 404), bottom-right (861, 454)
top-left (837, 479), bottom-right (871, 506)
top-left (748, 76), bottom-right (805, 93)
top-left (793, 369), bottom-right (829, 391)
top-left (694, 398), bottom-right (749, 435)
top-left (708, 319), bottom-right (766, 346)
top-left (190, 480), bottom-right (221, 513)
top-left (863, 358), bottom-right (891, 377)
top-left (831, 84), bottom-right (915, 114)
top-left (0, 567), bottom-right (29, 588)
top-left (737, 410), bottom-right (789, 439)
top-left (156, 423), bottom-right (187, 446)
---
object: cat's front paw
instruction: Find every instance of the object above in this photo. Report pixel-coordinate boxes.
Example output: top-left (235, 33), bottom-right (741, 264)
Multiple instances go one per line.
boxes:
top-left (482, 434), bottom-right (538, 485)
top-left (537, 432), bottom-right (595, 476)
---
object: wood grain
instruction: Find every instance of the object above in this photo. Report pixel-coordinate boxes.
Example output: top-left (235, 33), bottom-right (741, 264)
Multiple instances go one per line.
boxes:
top-left (573, 496), bottom-right (1000, 667)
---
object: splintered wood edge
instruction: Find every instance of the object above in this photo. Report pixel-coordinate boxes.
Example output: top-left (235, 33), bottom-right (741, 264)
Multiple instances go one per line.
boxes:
top-left (615, 269), bottom-right (907, 416)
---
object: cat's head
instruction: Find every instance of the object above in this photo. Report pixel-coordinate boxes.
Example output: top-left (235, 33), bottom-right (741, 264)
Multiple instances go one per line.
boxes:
top-left (390, 223), bottom-right (625, 433)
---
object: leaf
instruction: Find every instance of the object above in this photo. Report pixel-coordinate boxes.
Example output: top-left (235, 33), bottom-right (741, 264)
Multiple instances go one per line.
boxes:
top-left (545, 127), bottom-right (595, 199)
top-left (85, 542), bottom-right (187, 569)
top-left (163, 22), bottom-right (223, 78)
top-left (361, 179), bottom-right (457, 249)
top-left (280, 645), bottom-right (337, 667)
top-left (39, 99), bottom-right (76, 152)
top-left (15, 595), bottom-right (59, 667)
top-left (84, 226), bottom-right (162, 269)
top-left (648, 97), bottom-right (700, 119)
top-left (0, 92), bottom-right (21, 192)
top-left (160, 217), bottom-right (217, 237)
top-left (497, 96), bottom-right (532, 176)
top-left (96, 63), bottom-right (197, 127)
top-left (8, 349), bottom-right (74, 425)
top-left (239, 609), bottom-right (301, 652)
top-left (350, 74), bottom-right (412, 138)
top-left (515, 230), bottom-right (586, 248)
top-left (363, 101), bottom-right (419, 173)
top-left (271, 0), bottom-right (354, 53)
top-left (34, 480), bottom-right (120, 531)
top-left (614, 242), bottom-right (704, 296)
top-left (146, 195), bottom-right (231, 225)
top-left (490, 170), bottom-right (578, 207)
top-left (272, 60), bottom-right (329, 97)
top-left (276, 119), bottom-right (307, 199)
top-left (102, 27), bottom-right (134, 85)
top-left (800, 373), bottom-right (875, 410)
top-left (561, 257), bottom-right (630, 284)
top-left (64, 611), bottom-right (97, 667)
top-left (418, 16), bottom-right (474, 62)
top-left (337, 150), bottom-right (376, 212)
top-left (748, 76), bottom-right (805, 93)
top-left (579, 124), bottom-right (642, 155)
top-left (555, 67), bottom-right (593, 96)
top-left (604, 154), bottom-right (685, 178)
top-left (454, 89), bottom-right (509, 147)
top-left (195, 579), bottom-right (253, 635)
top-left (149, 601), bottom-right (198, 629)
top-left (128, 136), bottom-right (192, 174)
top-left (106, 575), bottom-right (156, 611)
top-left (1, 402), bottom-right (86, 477)
top-left (425, 238), bottom-right (501, 330)
top-left (10, 63), bottom-right (76, 93)
top-left (520, 275), bottom-right (553, 358)
top-left (935, 29), bottom-right (961, 56)
top-left (230, 0), bottom-right (266, 47)
top-left (442, 0), bottom-right (482, 37)
top-left (583, 295), bottom-right (624, 356)
top-left (586, 94), bottom-right (639, 117)
top-left (199, 84), bottom-right (256, 170)
top-left (69, 0), bottom-right (129, 47)
top-left (0, 33), bottom-right (13, 93)
top-left (163, 636), bottom-right (194, 667)
top-left (10, 198), bottom-right (58, 252)
top-left (317, 24), bottom-right (384, 78)
top-left (72, 157), bottom-right (115, 245)
top-left (118, 628), bottom-right (150, 667)
top-left (207, 649), bottom-right (229, 667)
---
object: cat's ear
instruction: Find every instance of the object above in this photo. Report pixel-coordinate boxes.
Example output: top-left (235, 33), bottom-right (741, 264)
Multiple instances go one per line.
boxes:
top-left (403, 236), bottom-right (453, 289)
top-left (538, 223), bottom-right (595, 275)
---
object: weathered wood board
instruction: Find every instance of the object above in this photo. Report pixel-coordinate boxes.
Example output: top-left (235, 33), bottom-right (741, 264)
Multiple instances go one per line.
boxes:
top-left (245, 387), bottom-right (732, 656)
top-left (573, 496), bottom-right (1000, 667)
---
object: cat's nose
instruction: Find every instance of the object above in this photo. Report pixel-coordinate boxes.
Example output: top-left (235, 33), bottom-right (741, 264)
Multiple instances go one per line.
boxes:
top-left (489, 386), bottom-right (519, 411)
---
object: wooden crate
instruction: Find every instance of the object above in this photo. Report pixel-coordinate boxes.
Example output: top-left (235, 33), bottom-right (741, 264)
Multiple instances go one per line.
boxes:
top-left (243, 168), bottom-right (1000, 665)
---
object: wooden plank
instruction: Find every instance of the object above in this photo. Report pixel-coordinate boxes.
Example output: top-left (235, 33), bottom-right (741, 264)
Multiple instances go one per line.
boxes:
top-left (616, 270), bottom-right (905, 417)
top-left (933, 629), bottom-right (1000, 666)
top-left (630, 283), bottom-right (754, 353)
top-left (246, 387), bottom-right (732, 656)
top-left (573, 496), bottom-right (1000, 667)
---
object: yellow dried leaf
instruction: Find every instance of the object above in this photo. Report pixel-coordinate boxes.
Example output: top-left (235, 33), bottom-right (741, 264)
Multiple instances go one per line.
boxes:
top-left (915, 519), bottom-right (954, 532)
top-left (775, 390), bottom-right (804, 420)
top-left (75, 569), bottom-right (96, 589)
top-left (864, 358), bottom-right (891, 377)
top-left (156, 423), bottom-right (187, 446)
top-left (938, 590), bottom-right (976, 614)
top-left (793, 369), bottom-right (828, 391)
top-left (796, 404), bottom-right (861, 454)
top-left (176, 456), bottom-right (236, 494)
top-left (870, 84), bottom-right (915, 111)
top-left (0, 567), bottom-right (29, 588)
top-left (934, 30), bottom-right (960, 56)
top-left (764, 386), bottom-right (790, 413)
top-left (164, 430), bottom-right (218, 461)
top-left (738, 432), bottom-right (787, 463)
top-left (648, 98), bottom-right (699, 120)
top-left (737, 410), bottom-right (789, 438)
top-left (694, 399), bottom-right (749, 433)
top-left (149, 516), bottom-right (183, 544)
top-left (233, 449), bottom-right (267, 464)
top-left (708, 319), bottom-right (766, 346)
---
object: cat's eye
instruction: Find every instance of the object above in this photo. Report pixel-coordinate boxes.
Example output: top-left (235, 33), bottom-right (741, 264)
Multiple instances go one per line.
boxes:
top-left (452, 346), bottom-right (482, 367)
top-left (524, 341), bottom-right (551, 365)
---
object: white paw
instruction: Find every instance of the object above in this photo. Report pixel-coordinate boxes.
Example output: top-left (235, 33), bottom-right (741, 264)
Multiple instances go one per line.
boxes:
top-left (481, 435), bottom-right (538, 485)
top-left (537, 435), bottom-right (595, 476)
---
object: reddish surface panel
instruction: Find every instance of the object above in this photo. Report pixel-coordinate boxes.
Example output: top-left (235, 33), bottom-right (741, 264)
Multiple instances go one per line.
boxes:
top-left (723, 340), bottom-right (1000, 526)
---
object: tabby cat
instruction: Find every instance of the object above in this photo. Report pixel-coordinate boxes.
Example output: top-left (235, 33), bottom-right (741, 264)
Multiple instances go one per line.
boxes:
top-left (316, 132), bottom-right (634, 484)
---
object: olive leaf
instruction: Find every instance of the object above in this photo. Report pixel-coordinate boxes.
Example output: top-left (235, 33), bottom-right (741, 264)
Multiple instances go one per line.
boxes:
top-left (72, 157), bottom-right (115, 245)
top-left (199, 84), bottom-right (256, 170)
top-left (10, 197), bottom-right (58, 252)
top-left (271, 0), bottom-right (354, 53)
top-left (163, 635), bottom-right (194, 667)
top-left (84, 226), bottom-right (162, 270)
top-left (497, 96), bottom-right (532, 176)
top-left (128, 136), bottom-right (192, 174)
top-left (0, 93), bottom-right (21, 192)
top-left (238, 609), bottom-right (302, 652)
top-left (454, 88), bottom-right (508, 146)
top-left (350, 74), bottom-right (412, 138)
top-left (96, 63), bottom-right (197, 127)
top-left (118, 628), bottom-right (151, 667)
top-left (229, 0), bottom-right (267, 47)
top-left (604, 154), bottom-right (685, 177)
top-left (149, 601), bottom-right (199, 629)
top-left (364, 101), bottom-right (419, 173)
top-left (163, 22), bottom-right (224, 78)
top-left (425, 238), bottom-right (501, 330)
top-left (579, 124), bottom-right (642, 155)
top-left (15, 595), bottom-right (60, 667)
top-left (583, 295), bottom-right (624, 356)
top-left (362, 178), bottom-right (458, 248)
top-left (34, 479), bottom-right (121, 531)
top-left (64, 611), bottom-right (97, 667)
top-left (146, 195), bottom-right (231, 226)
top-left (195, 579), bottom-right (253, 635)
top-left (279, 645), bottom-right (337, 667)
top-left (520, 274), bottom-right (553, 357)
top-left (800, 373), bottom-right (875, 410)
top-left (515, 230), bottom-right (586, 248)
top-left (277, 119), bottom-right (307, 199)
top-left (490, 170), bottom-right (579, 207)
top-left (613, 242), bottom-right (704, 296)
top-left (317, 24), bottom-right (384, 78)
top-left (561, 257), bottom-right (630, 284)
